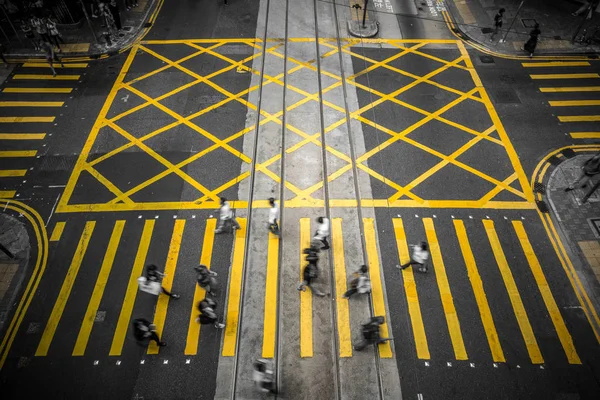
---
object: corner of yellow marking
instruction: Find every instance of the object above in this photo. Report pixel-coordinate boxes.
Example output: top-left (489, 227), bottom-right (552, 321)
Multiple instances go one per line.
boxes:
top-left (262, 231), bottom-right (279, 358)
top-left (300, 218), bottom-right (313, 358)
top-left (49, 221), bottom-right (66, 242)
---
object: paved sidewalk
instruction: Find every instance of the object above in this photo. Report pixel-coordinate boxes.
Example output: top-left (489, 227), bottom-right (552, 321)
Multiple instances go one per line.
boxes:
top-left (445, 0), bottom-right (600, 56)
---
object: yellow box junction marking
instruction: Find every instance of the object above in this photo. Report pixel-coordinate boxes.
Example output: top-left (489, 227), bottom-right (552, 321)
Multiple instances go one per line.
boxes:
top-left (148, 219), bottom-right (185, 354)
top-left (483, 220), bottom-right (543, 364)
top-left (559, 115), bottom-right (600, 122)
top-left (0, 170), bottom-right (28, 177)
top-left (109, 220), bottom-right (154, 356)
top-left (13, 74), bottom-right (80, 80)
top-left (363, 218), bottom-right (392, 358)
top-left (0, 150), bottom-right (37, 157)
top-left (36, 221), bottom-right (95, 356)
top-left (393, 218), bottom-right (429, 359)
top-left (0, 133), bottom-right (46, 140)
top-left (0, 101), bottom-right (63, 107)
top-left (73, 221), bottom-right (125, 356)
top-left (49, 221), bottom-right (66, 242)
top-left (332, 218), bottom-right (352, 357)
top-left (0, 117), bottom-right (55, 123)
top-left (300, 218), bottom-right (313, 357)
top-left (540, 86), bottom-right (600, 92)
top-left (222, 218), bottom-right (247, 356)
top-left (530, 73), bottom-right (599, 80)
top-left (3, 88), bottom-right (73, 94)
top-left (454, 220), bottom-right (505, 362)
top-left (422, 218), bottom-right (467, 360)
top-left (549, 100), bottom-right (600, 107)
top-left (512, 221), bottom-right (581, 364)
top-left (185, 218), bottom-right (216, 356)
top-left (262, 231), bottom-right (279, 358)
top-left (570, 132), bottom-right (600, 139)
top-left (0, 191), bottom-right (16, 198)
top-left (522, 62), bottom-right (590, 67)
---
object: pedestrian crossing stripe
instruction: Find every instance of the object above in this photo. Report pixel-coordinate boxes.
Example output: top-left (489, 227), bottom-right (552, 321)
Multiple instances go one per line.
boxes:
top-left (332, 218), bottom-right (352, 358)
top-left (300, 218), bottom-right (313, 358)
top-left (262, 231), bottom-right (279, 358)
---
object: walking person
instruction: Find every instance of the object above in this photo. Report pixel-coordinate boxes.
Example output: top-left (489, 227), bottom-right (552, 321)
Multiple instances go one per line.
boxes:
top-left (354, 316), bottom-right (392, 351)
top-left (125, 0), bottom-right (137, 10)
top-left (22, 19), bottom-right (40, 50)
top-left (490, 8), bottom-right (505, 41)
top-left (313, 216), bottom-right (330, 250)
top-left (253, 359), bottom-right (276, 394)
top-left (196, 298), bottom-right (225, 328)
top-left (132, 318), bottom-right (166, 347)
top-left (297, 262), bottom-right (329, 297)
top-left (565, 152), bottom-right (600, 192)
top-left (343, 264), bottom-right (371, 299)
top-left (41, 41), bottom-right (63, 77)
top-left (268, 197), bottom-right (279, 235)
top-left (138, 264), bottom-right (181, 299)
top-left (215, 197), bottom-right (240, 234)
top-left (0, 43), bottom-right (8, 68)
top-left (31, 16), bottom-right (50, 44)
top-left (396, 241), bottom-right (429, 273)
top-left (46, 18), bottom-right (63, 52)
top-left (194, 264), bottom-right (218, 296)
top-left (108, 0), bottom-right (122, 31)
top-left (524, 24), bottom-right (541, 57)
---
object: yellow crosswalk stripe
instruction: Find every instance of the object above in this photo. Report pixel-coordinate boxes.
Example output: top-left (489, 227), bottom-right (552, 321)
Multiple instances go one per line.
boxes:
top-left (454, 220), bottom-right (505, 363)
top-left (109, 220), bottom-right (154, 356)
top-left (22, 62), bottom-right (88, 68)
top-left (185, 219), bottom-right (216, 356)
top-left (423, 218), bottom-right (467, 360)
top-left (549, 100), bottom-right (600, 106)
top-left (558, 115), bottom-right (600, 122)
top-left (570, 132), bottom-right (600, 139)
top-left (512, 221), bottom-right (581, 364)
top-left (36, 221), bottom-right (95, 356)
top-left (3, 88), bottom-right (73, 93)
top-left (0, 133), bottom-right (46, 140)
top-left (262, 232), bottom-right (279, 358)
top-left (300, 218), bottom-right (313, 358)
top-left (530, 73), bottom-right (599, 80)
top-left (0, 117), bottom-right (55, 123)
top-left (0, 190), bottom-right (16, 198)
top-left (222, 218), bottom-right (247, 356)
top-left (364, 218), bottom-right (392, 358)
top-left (0, 150), bottom-right (37, 157)
top-left (483, 220), bottom-right (543, 364)
top-left (522, 62), bottom-right (590, 67)
top-left (73, 221), bottom-right (125, 356)
top-left (540, 86), bottom-right (600, 92)
top-left (394, 218), bottom-right (429, 359)
top-left (148, 219), bottom-right (186, 354)
top-left (13, 74), bottom-right (80, 80)
top-left (50, 221), bottom-right (66, 242)
top-left (332, 218), bottom-right (352, 358)
top-left (0, 101), bottom-right (64, 107)
top-left (0, 170), bottom-right (27, 177)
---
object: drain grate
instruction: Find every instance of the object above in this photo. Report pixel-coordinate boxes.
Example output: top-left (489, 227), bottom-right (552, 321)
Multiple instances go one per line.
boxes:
top-left (536, 200), bottom-right (549, 213)
top-left (561, 148), bottom-right (576, 159)
top-left (521, 18), bottom-right (537, 28)
top-left (490, 89), bottom-right (521, 104)
top-left (534, 182), bottom-right (546, 193)
top-left (548, 155), bottom-right (562, 166)
top-left (479, 55), bottom-right (495, 63)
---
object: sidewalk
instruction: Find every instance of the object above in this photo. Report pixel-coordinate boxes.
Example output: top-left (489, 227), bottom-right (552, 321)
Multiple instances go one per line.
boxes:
top-left (445, 0), bottom-right (600, 56)
top-left (3, 0), bottom-right (160, 61)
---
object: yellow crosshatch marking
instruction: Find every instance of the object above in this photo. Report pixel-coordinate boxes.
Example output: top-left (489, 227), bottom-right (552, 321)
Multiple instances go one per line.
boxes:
top-left (57, 39), bottom-right (532, 213)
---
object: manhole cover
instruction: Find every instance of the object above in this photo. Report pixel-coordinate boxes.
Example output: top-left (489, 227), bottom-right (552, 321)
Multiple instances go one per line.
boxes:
top-left (479, 55), bottom-right (495, 63)
top-left (491, 89), bottom-right (521, 104)
top-left (521, 18), bottom-right (537, 28)
top-left (588, 218), bottom-right (600, 238)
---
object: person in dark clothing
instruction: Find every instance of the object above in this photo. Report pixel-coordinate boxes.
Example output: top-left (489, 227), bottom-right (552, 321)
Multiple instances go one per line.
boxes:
top-left (145, 264), bottom-right (180, 299)
top-left (343, 264), bottom-right (371, 299)
top-left (297, 262), bottom-right (328, 297)
top-left (196, 298), bottom-right (225, 328)
top-left (524, 24), bottom-right (541, 57)
top-left (354, 316), bottom-right (392, 351)
top-left (0, 43), bottom-right (8, 67)
top-left (132, 318), bottom-right (166, 346)
top-left (109, 0), bottom-right (122, 30)
top-left (194, 264), bottom-right (218, 296)
top-left (490, 8), bottom-right (505, 41)
top-left (565, 153), bottom-right (600, 191)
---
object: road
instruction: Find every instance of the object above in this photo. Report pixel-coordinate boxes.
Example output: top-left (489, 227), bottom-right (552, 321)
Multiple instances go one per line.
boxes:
top-left (0, 0), bottom-right (599, 399)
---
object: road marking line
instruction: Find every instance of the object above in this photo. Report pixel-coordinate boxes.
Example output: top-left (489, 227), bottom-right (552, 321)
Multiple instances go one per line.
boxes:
top-left (73, 221), bottom-right (125, 356)
top-left (262, 231), bottom-right (279, 358)
top-left (0, 150), bottom-right (38, 157)
top-left (454, 220), bottom-right (505, 363)
top-left (394, 218), bottom-right (429, 359)
top-left (13, 74), bottom-right (80, 80)
top-left (332, 218), bottom-right (352, 357)
top-left (109, 220), bottom-right (154, 356)
top-left (483, 220), bottom-right (543, 364)
top-left (423, 218), bottom-right (467, 360)
top-left (148, 219), bottom-right (185, 354)
top-left (222, 218), bottom-right (247, 356)
top-left (549, 100), bottom-right (600, 107)
top-left (522, 62), bottom-right (590, 67)
top-left (558, 115), bottom-right (600, 122)
top-left (0, 170), bottom-right (27, 177)
top-left (364, 218), bottom-right (393, 358)
top-left (0, 190), bottom-right (16, 198)
top-left (185, 218), bottom-right (216, 356)
top-left (3, 88), bottom-right (73, 93)
top-left (0, 133), bottom-right (46, 140)
top-left (0, 117), bottom-right (55, 123)
top-left (540, 86), bottom-right (600, 92)
top-left (22, 62), bottom-right (88, 68)
top-left (300, 218), bottom-right (313, 358)
top-left (35, 221), bottom-right (95, 356)
top-left (570, 132), bottom-right (600, 139)
top-left (49, 221), bottom-right (66, 242)
top-left (530, 73), bottom-right (599, 80)
top-left (512, 221), bottom-right (581, 364)
top-left (0, 101), bottom-right (64, 107)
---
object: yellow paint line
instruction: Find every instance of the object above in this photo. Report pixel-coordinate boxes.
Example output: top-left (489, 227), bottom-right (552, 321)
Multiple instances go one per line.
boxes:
top-left (22, 62), bottom-right (88, 68)
top-left (148, 219), bottom-right (185, 354)
top-left (393, 218), bottom-right (429, 359)
top-left (0, 191), bottom-right (16, 198)
top-left (538, 163), bottom-right (551, 183)
top-left (423, 218), bottom-right (467, 360)
top-left (3, 88), bottom-right (72, 93)
top-left (36, 221), bottom-right (95, 356)
top-left (73, 221), bottom-right (125, 356)
top-left (0, 101), bottom-right (64, 107)
top-left (540, 86), bottom-right (600, 92)
top-left (512, 221), bottom-right (581, 364)
top-left (570, 132), bottom-right (600, 139)
top-left (332, 218), bottom-right (352, 357)
top-left (483, 220), bottom-right (543, 364)
top-left (549, 100), bottom-right (600, 107)
top-left (262, 231), bottom-right (279, 358)
top-left (0, 133), bottom-right (46, 139)
top-left (49, 222), bottom-right (66, 242)
top-left (109, 220), bottom-right (154, 356)
top-left (300, 218), bottom-right (313, 358)
top-left (13, 74), bottom-right (80, 80)
top-left (0, 150), bottom-right (37, 157)
top-left (364, 218), bottom-right (392, 358)
top-left (558, 115), bottom-right (600, 122)
top-left (522, 62), bottom-right (590, 67)
top-left (530, 73), bottom-right (599, 80)
top-left (0, 117), bottom-right (55, 123)
top-left (222, 218), bottom-right (247, 357)
top-left (0, 170), bottom-right (27, 177)
top-left (185, 218), bottom-right (216, 356)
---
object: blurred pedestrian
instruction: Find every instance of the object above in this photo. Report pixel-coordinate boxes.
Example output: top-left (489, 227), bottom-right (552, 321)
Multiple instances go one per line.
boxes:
top-left (109, 0), bottom-right (122, 31)
top-left (313, 216), bottom-right (330, 250)
top-left (41, 41), bottom-right (63, 77)
top-left (215, 197), bottom-right (240, 234)
top-left (524, 24), bottom-right (541, 57)
top-left (354, 316), bottom-right (391, 351)
top-left (253, 359), bottom-right (276, 393)
top-left (132, 318), bottom-right (166, 347)
top-left (268, 197), bottom-right (279, 235)
top-left (139, 264), bottom-right (180, 299)
top-left (565, 152), bottom-right (600, 192)
top-left (46, 17), bottom-right (63, 52)
top-left (396, 241), bottom-right (429, 273)
top-left (297, 262), bottom-right (328, 297)
top-left (490, 8), bottom-right (505, 41)
top-left (125, 0), bottom-right (137, 10)
top-left (196, 298), bottom-right (225, 328)
top-left (195, 264), bottom-right (218, 296)
top-left (0, 43), bottom-right (8, 68)
top-left (31, 16), bottom-right (50, 43)
top-left (343, 264), bottom-right (371, 299)
top-left (22, 19), bottom-right (40, 50)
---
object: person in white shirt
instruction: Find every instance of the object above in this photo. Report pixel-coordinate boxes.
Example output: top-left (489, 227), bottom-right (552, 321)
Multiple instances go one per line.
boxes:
top-left (397, 242), bottom-right (429, 273)
top-left (313, 216), bottom-right (330, 250)
top-left (268, 197), bottom-right (279, 234)
top-left (215, 197), bottom-right (240, 234)
top-left (343, 264), bottom-right (371, 299)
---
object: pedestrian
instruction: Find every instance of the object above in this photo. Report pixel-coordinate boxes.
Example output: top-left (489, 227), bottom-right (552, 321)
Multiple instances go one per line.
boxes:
top-left (343, 264), bottom-right (371, 299)
top-left (268, 197), bottom-right (279, 234)
top-left (524, 24), bottom-right (541, 57)
top-left (194, 264), bottom-right (218, 296)
top-left (396, 241), bottom-right (429, 273)
top-left (138, 264), bottom-right (181, 299)
top-left (313, 216), bottom-right (330, 250)
top-left (215, 197), bottom-right (240, 234)
top-left (565, 152), bottom-right (600, 192)
top-left (303, 242), bottom-right (320, 266)
top-left (354, 316), bottom-right (392, 351)
top-left (31, 16), bottom-right (50, 44)
top-left (132, 318), bottom-right (166, 347)
top-left (490, 8), bottom-right (505, 41)
top-left (108, 0), bottom-right (122, 31)
top-left (46, 17), bottom-right (63, 52)
top-left (125, 0), bottom-right (137, 11)
top-left (0, 43), bottom-right (8, 68)
top-left (196, 298), bottom-right (226, 328)
top-left (253, 359), bottom-right (276, 393)
top-left (99, 2), bottom-right (116, 32)
top-left (40, 41), bottom-right (63, 77)
top-left (22, 19), bottom-right (40, 50)
top-left (297, 262), bottom-right (328, 297)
